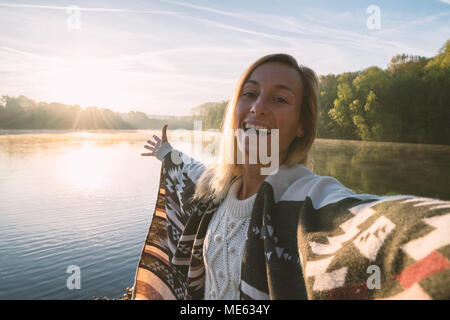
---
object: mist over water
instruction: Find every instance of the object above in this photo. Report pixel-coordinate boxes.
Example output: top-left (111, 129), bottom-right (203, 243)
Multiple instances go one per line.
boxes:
top-left (0, 130), bottom-right (449, 299)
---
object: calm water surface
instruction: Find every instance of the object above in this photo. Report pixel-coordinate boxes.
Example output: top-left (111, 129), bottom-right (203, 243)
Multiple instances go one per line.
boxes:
top-left (0, 130), bottom-right (449, 299)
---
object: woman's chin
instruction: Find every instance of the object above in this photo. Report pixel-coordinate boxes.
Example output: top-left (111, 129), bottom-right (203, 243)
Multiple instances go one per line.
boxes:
top-left (236, 130), bottom-right (280, 165)
top-left (237, 144), bottom-right (275, 165)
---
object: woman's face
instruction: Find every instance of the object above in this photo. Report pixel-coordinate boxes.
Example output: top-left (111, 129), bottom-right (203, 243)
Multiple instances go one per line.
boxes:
top-left (234, 62), bottom-right (304, 165)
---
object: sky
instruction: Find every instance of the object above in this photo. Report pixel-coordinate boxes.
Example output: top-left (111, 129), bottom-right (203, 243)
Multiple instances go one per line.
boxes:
top-left (0, 0), bottom-right (449, 115)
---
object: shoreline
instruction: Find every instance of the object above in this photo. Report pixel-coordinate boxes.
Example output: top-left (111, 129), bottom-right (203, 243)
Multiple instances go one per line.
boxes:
top-left (1, 129), bottom-right (449, 148)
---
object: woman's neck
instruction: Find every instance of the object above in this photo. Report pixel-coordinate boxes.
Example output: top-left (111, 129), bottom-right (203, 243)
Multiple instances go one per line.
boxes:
top-left (238, 164), bottom-right (266, 200)
top-left (237, 152), bottom-right (288, 200)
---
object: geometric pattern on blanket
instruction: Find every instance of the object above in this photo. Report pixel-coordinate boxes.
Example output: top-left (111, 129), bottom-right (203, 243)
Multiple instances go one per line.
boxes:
top-left (297, 196), bottom-right (450, 299)
top-left (131, 169), bottom-right (186, 300)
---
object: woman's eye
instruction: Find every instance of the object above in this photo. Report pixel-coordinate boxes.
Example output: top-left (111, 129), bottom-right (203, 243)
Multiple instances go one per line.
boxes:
top-left (274, 96), bottom-right (288, 103)
top-left (243, 91), bottom-right (256, 98)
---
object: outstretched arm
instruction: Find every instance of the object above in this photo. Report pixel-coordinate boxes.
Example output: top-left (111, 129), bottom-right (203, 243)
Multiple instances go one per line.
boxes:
top-left (141, 124), bottom-right (206, 222)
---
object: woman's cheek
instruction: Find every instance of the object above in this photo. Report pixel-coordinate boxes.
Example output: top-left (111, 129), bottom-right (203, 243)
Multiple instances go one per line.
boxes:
top-left (279, 128), bottom-right (296, 152)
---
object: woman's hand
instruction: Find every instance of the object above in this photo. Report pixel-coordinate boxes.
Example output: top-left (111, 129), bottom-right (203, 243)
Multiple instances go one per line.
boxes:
top-left (141, 124), bottom-right (168, 157)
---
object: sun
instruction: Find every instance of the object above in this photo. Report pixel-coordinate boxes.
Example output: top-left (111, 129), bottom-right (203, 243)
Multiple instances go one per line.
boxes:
top-left (43, 56), bottom-right (122, 108)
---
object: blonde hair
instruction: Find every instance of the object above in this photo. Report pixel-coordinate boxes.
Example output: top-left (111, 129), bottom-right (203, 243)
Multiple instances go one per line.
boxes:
top-left (193, 54), bottom-right (319, 203)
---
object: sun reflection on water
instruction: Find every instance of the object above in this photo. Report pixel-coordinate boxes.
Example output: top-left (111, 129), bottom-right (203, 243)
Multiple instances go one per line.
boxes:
top-left (60, 142), bottom-right (110, 190)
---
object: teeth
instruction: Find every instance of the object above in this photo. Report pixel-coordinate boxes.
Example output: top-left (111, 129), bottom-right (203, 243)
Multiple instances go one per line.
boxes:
top-left (244, 123), bottom-right (271, 133)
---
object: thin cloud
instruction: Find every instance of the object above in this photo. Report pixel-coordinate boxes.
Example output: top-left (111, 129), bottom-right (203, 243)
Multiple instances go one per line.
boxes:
top-left (0, 2), bottom-right (178, 15)
top-left (0, 45), bottom-right (41, 57)
top-left (378, 11), bottom-right (450, 35)
top-left (163, 0), bottom-right (421, 58)
top-left (161, 0), bottom-right (246, 19)
top-left (176, 14), bottom-right (295, 44)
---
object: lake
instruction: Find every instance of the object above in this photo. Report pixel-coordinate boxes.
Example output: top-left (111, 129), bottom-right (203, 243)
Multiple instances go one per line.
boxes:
top-left (1, 130), bottom-right (449, 299)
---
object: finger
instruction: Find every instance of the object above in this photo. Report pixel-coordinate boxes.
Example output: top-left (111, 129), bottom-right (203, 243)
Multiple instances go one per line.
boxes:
top-left (146, 140), bottom-right (156, 146)
top-left (153, 135), bottom-right (161, 142)
top-left (144, 145), bottom-right (155, 151)
top-left (162, 124), bottom-right (168, 143)
top-left (141, 152), bottom-right (155, 156)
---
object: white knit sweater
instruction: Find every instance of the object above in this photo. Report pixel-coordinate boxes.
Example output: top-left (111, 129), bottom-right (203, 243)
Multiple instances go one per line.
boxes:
top-left (203, 177), bottom-right (257, 300)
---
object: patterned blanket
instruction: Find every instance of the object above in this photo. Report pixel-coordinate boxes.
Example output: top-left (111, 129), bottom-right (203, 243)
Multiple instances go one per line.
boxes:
top-left (131, 148), bottom-right (450, 300)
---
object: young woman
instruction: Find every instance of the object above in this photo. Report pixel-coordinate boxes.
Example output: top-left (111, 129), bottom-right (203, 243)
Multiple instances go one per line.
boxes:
top-left (138, 54), bottom-right (449, 300)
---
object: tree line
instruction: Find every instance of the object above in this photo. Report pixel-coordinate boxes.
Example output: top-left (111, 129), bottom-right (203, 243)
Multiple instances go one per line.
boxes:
top-left (1, 39), bottom-right (448, 144)
top-left (0, 96), bottom-right (199, 130)
top-left (318, 39), bottom-right (449, 145)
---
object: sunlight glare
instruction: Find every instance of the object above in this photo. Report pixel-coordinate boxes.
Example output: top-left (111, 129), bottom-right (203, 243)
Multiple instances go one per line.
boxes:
top-left (61, 143), bottom-right (109, 190)
top-left (44, 57), bottom-right (123, 108)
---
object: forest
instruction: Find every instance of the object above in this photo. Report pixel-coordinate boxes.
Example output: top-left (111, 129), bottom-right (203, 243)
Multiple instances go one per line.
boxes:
top-left (0, 96), bottom-right (200, 130)
top-left (1, 39), bottom-right (448, 145)
top-left (317, 39), bottom-right (449, 145)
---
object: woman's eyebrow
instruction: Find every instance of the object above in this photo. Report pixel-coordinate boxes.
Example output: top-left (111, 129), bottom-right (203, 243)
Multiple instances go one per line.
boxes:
top-left (274, 84), bottom-right (296, 95)
top-left (245, 80), bottom-right (295, 93)
top-left (244, 80), bottom-right (259, 86)
top-left (244, 80), bottom-right (296, 96)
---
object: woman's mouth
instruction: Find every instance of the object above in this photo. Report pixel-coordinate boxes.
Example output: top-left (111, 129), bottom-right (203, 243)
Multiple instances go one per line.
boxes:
top-left (243, 122), bottom-right (272, 135)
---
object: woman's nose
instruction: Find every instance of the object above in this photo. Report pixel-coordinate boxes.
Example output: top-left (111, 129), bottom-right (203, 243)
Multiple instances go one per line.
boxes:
top-left (250, 97), bottom-right (267, 115)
